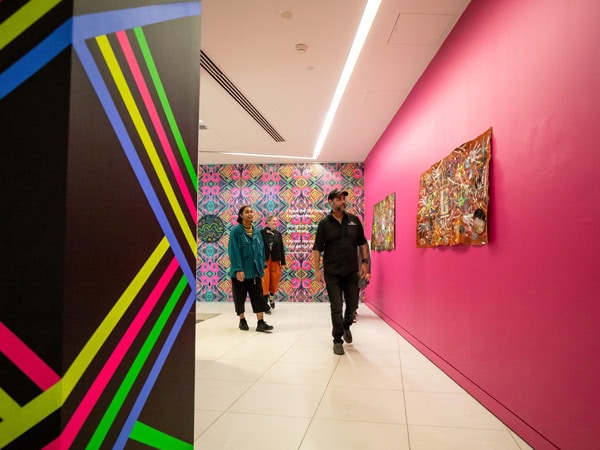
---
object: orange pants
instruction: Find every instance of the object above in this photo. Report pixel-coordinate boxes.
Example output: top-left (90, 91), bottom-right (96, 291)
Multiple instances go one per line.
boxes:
top-left (262, 257), bottom-right (282, 295)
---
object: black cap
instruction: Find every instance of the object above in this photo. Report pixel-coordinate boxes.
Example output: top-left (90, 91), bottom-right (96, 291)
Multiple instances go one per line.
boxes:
top-left (328, 189), bottom-right (349, 201)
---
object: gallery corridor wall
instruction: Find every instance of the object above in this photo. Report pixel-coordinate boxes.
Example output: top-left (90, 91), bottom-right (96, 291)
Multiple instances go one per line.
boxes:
top-left (363, 0), bottom-right (600, 449)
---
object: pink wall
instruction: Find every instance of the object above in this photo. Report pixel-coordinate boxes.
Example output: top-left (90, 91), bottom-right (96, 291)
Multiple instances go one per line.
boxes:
top-left (364, 0), bottom-right (600, 448)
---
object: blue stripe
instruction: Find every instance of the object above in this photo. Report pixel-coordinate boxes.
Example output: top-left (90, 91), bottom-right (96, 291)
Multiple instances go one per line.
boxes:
top-left (0, 2), bottom-right (201, 101)
top-left (113, 291), bottom-right (196, 449)
top-left (72, 38), bottom-right (194, 286)
top-left (72, 2), bottom-right (201, 41)
top-left (0, 20), bottom-right (72, 100)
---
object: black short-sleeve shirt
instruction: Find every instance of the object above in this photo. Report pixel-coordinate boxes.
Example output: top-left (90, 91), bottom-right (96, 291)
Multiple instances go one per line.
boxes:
top-left (313, 212), bottom-right (367, 276)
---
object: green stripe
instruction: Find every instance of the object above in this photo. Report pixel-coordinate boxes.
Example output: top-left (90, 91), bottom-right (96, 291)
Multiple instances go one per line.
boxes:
top-left (86, 277), bottom-right (188, 449)
top-left (134, 27), bottom-right (198, 190)
top-left (130, 421), bottom-right (193, 450)
top-left (0, 0), bottom-right (62, 50)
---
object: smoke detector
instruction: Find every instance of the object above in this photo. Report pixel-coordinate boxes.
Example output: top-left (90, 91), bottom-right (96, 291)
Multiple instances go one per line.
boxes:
top-left (295, 43), bottom-right (308, 53)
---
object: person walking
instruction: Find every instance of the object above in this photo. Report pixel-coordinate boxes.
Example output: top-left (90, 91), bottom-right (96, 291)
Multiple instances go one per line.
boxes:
top-left (261, 215), bottom-right (286, 313)
top-left (228, 205), bottom-right (274, 333)
top-left (312, 189), bottom-right (370, 355)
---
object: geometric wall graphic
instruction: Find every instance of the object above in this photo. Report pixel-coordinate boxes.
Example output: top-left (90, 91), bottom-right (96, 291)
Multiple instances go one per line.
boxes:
top-left (197, 163), bottom-right (364, 303)
top-left (417, 128), bottom-right (492, 248)
top-left (1, 2), bottom-right (200, 448)
top-left (197, 215), bottom-right (226, 243)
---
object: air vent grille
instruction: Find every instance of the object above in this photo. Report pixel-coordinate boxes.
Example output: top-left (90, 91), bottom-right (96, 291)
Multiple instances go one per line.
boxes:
top-left (200, 50), bottom-right (285, 142)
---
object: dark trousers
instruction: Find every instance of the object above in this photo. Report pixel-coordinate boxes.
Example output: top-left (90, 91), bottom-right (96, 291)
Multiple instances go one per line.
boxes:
top-left (231, 277), bottom-right (267, 315)
top-left (324, 272), bottom-right (359, 343)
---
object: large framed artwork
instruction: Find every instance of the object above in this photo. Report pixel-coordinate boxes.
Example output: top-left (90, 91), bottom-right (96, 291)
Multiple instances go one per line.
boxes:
top-left (372, 193), bottom-right (395, 251)
top-left (417, 128), bottom-right (492, 248)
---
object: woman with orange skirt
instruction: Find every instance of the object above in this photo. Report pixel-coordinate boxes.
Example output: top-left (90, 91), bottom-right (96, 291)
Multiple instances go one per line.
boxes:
top-left (261, 216), bottom-right (286, 311)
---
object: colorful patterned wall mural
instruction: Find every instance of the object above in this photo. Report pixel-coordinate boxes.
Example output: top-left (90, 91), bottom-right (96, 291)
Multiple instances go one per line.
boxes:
top-left (1, 2), bottom-right (200, 449)
top-left (197, 163), bottom-right (365, 303)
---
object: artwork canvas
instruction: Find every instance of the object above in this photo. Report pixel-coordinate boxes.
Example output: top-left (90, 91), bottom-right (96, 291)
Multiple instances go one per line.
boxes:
top-left (417, 128), bottom-right (492, 248)
top-left (372, 193), bottom-right (395, 251)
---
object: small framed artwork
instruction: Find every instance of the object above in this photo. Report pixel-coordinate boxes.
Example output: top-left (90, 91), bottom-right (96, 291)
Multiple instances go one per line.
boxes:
top-left (372, 193), bottom-right (395, 251)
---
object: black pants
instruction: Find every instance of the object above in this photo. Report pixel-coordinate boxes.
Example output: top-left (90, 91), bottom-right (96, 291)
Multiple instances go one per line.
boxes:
top-left (324, 272), bottom-right (359, 343)
top-left (231, 277), bottom-right (267, 316)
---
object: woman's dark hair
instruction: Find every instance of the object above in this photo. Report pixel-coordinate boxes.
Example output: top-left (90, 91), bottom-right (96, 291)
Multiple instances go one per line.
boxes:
top-left (473, 208), bottom-right (486, 221)
top-left (237, 205), bottom-right (250, 223)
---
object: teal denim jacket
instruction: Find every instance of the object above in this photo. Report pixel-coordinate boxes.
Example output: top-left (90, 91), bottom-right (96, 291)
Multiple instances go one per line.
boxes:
top-left (228, 224), bottom-right (265, 279)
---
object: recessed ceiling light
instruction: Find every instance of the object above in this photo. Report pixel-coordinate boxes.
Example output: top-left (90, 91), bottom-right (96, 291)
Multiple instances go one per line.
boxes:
top-left (278, 9), bottom-right (293, 20)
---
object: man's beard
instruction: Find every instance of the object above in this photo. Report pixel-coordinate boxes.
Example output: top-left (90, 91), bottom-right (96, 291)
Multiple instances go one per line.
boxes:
top-left (333, 204), bottom-right (345, 213)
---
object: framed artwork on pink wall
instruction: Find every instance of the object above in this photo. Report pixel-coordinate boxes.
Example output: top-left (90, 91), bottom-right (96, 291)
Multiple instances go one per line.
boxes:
top-left (417, 128), bottom-right (492, 248)
top-left (371, 193), bottom-right (395, 251)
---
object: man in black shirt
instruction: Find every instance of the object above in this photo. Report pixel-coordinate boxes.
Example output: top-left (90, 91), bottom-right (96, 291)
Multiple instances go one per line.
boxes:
top-left (312, 189), bottom-right (370, 355)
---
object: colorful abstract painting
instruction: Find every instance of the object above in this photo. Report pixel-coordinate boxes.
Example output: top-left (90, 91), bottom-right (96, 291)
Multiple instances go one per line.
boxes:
top-left (417, 128), bottom-right (492, 248)
top-left (371, 193), bottom-right (395, 251)
top-left (197, 163), bottom-right (365, 303)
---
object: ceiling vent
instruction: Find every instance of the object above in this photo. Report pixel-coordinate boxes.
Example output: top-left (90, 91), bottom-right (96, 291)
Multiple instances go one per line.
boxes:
top-left (200, 50), bottom-right (285, 142)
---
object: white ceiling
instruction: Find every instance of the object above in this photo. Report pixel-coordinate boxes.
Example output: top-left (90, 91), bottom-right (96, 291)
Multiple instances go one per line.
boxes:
top-left (198, 0), bottom-right (471, 164)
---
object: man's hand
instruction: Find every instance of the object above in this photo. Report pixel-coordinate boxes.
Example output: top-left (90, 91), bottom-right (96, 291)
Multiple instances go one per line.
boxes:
top-left (315, 269), bottom-right (323, 284)
top-left (360, 262), bottom-right (369, 277)
top-left (236, 271), bottom-right (245, 282)
top-left (312, 250), bottom-right (323, 284)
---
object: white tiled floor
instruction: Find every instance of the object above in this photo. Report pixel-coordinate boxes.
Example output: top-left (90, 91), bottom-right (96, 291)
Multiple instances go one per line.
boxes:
top-left (194, 302), bottom-right (533, 450)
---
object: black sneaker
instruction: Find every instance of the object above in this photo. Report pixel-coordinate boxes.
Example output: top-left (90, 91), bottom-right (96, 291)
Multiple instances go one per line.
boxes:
top-left (270, 301), bottom-right (275, 309)
top-left (343, 328), bottom-right (353, 344)
top-left (333, 342), bottom-right (344, 355)
top-left (265, 308), bottom-right (272, 315)
top-left (256, 320), bottom-right (273, 333)
top-left (239, 318), bottom-right (249, 331)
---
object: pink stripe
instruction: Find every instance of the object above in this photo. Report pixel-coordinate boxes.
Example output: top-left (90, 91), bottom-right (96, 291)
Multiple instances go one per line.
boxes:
top-left (43, 258), bottom-right (179, 450)
top-left (0, 322), bottom-right (60, 390)
top-left (116, 30), bottom-right (196, 219)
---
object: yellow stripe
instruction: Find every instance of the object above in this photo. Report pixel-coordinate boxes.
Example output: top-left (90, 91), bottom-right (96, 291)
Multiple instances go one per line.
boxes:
top-left (0, 0), bottom-right (62, 51)
top-left (0, 238), bottom-right (169, 448)
top-left (95, 35), bottom-right (196, 252)
top-left (60, 236), bottom-right (170, 392)
top-left (0, 388), bottom-right (20, 418)
top-left (0, 383), bottom-right (62, 449)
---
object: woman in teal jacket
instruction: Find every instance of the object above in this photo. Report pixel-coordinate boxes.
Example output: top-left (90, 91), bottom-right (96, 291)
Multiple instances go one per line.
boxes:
top-left (228, 205), bottom-right (274, 333)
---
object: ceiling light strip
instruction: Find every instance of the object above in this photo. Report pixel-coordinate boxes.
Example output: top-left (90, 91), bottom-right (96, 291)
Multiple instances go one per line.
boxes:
top-left (312, 0), bottom-right (382, 159)
top-left (200, 51), bottom-right (285, 142)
